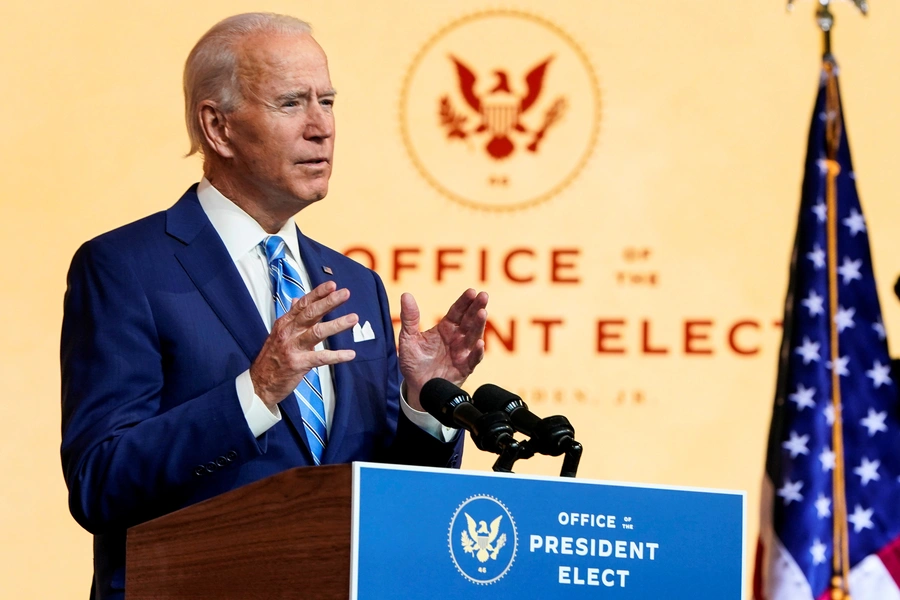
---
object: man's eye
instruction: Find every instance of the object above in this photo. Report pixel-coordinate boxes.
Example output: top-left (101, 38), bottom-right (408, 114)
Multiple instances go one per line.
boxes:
top-left (283, 101), bottom-right (298, 108)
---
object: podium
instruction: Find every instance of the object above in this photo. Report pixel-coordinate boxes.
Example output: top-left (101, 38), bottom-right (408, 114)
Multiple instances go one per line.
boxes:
top-left (127, 462), bottom-right (745, 599)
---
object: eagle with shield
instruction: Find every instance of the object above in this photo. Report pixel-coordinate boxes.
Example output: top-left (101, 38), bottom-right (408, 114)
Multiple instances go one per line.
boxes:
top-left (460, 513), bottom-right (507, 563)
top-left (439, 55), bottom-right (567, 160)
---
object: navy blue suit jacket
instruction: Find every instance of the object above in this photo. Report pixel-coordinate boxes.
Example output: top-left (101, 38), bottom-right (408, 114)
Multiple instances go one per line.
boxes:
top-left (60, 186), bottom-right (463, 599)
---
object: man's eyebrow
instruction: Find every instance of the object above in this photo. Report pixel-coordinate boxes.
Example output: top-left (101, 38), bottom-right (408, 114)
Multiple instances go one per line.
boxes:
top-left (275, 90), bottom-right (310, 103)
top-left (275, 88), bottom-right (338, 102)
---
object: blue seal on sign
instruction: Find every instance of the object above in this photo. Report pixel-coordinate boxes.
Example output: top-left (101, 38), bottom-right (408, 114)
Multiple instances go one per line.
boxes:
top-left (448, 495), bottom-right (518, 584)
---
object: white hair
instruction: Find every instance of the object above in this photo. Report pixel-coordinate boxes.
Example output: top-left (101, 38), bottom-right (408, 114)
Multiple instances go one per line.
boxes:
top-left (183, 12), bottom-right (312, 157)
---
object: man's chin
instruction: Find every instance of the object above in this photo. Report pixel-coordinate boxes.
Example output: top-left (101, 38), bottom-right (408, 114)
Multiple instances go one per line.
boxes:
top-left (294, 186), bottom-right (328, 206)
top-left (291, 173), bottom-right (330, 204)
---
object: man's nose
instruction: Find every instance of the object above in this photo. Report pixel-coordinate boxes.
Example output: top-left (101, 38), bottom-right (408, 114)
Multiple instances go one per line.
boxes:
top-left (304, 103), bottom-right (334, 140)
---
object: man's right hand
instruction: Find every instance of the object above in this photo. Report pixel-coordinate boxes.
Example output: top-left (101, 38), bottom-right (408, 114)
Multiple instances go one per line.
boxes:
top-left (249, 281), bottom-right (358, 408)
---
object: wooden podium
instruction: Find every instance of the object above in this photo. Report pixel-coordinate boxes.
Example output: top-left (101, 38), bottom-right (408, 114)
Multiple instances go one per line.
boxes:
top-left (126, 462), bottom-right (745, 599)
top-left (126, 464), bottom-right (354, 599)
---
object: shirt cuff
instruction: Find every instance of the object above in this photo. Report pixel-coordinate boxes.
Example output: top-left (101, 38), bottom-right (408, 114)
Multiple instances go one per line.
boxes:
top-left (236, 369), bottom-right (281, 438)
top-left (400, 381), bottom-right (458, 443)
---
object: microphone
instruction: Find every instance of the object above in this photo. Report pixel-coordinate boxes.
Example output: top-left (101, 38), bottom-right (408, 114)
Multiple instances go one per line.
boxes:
top-left (420, 378), bottom-right (519, 456)
top-left (472, 384), bottom-right (576, 457)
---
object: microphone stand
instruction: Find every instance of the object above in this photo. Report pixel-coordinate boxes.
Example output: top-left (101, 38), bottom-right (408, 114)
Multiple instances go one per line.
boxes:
top-left (494, 416), bottom-right (583, 477)
top-left (558, 437), bottom-right (583, 478)
top-left (466, 411), bottom-right (521, 473)
top-left (491, 441), bottom-right (520, 473)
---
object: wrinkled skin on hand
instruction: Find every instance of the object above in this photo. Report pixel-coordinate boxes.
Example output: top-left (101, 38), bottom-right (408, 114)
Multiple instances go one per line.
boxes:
top-left (398, 288), bottom-right (489, 411)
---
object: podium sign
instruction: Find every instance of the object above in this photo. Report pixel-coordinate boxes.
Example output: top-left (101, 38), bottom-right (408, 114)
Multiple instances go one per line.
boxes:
top-left (351, 463), bottom-right (745, 599)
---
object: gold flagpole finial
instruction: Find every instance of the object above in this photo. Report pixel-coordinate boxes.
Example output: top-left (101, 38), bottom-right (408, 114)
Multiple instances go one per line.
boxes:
top-left (786, 0), bottom-right (869, 58)
top-left (787, 0), bottom-right (869, 16)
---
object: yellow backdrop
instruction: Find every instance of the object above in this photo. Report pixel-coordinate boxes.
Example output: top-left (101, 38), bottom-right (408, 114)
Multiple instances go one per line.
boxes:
top-left (3, 1), bottom-right (899, 597)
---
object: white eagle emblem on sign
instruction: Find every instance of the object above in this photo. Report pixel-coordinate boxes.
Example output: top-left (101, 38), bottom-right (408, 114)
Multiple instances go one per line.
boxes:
top-left (460, 513), bottom-right (507, 562)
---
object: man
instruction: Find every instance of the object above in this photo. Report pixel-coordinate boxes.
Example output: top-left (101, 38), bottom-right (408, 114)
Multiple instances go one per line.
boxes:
top-left (60, 13), bottom-right (488, 600)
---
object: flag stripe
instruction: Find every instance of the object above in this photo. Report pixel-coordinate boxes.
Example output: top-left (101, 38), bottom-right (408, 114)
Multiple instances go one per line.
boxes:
top-left (878, 535), bottom-right (900, 588)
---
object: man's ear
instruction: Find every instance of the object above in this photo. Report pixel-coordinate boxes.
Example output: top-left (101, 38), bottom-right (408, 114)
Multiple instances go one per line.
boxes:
top-left (198, 101), bottom-right (235, 159)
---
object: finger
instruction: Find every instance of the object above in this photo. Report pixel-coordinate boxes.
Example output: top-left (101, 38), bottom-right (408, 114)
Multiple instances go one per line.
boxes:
top-left (303, 348), bottom-right (357, 368)
top-left (442, 288), bottom-right (479, 325)
top-left (458, 292), bottom-right (489, 344)
top-left (459, 308), bottom-right (488, 349)
top-left (465, 338), bottom-right (486, 371)
top-left (399, 292), bottom-right (421, 337)
top-left (282, 281), bottom-right (338, 323)
top-left (291, 287), bottom-right (351, 327)
top-left (459, 291), bottom-right (489, 324)
top-left (299, 313), bottom-right (359, 347)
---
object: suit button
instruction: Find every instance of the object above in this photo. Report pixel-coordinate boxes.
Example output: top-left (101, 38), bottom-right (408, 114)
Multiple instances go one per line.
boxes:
top-left (216, 456), bottom-right (228, 468)
top-left (451, 453), bottom-right (460, 463)
top-left (225, 450), bottom-right (237, 462)
top-left (194, 466), bottom-right (205, 477)
top-left (205, 462), bottom-right (217, 473)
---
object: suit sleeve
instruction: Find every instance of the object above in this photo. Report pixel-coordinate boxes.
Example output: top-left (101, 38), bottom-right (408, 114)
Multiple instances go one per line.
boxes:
top-left (60, 238), bottom-right (266, 534)
top-left (367, 269), bottom-right (464, 468)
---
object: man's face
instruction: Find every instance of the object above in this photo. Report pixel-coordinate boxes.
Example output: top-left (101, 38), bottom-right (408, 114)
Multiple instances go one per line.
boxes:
top-left (225, 32), bottom-right (335, 211)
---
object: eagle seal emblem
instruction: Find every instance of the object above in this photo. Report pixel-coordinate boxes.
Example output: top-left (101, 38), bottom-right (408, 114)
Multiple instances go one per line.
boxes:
top-left (461, 514), bottom-right (507, 562)
top-left (400, 10), bottom-right (601, 211)
top-left (440, 56), bottom-right (565, 160)
top-left (448, 495), bottom-right (517, 584)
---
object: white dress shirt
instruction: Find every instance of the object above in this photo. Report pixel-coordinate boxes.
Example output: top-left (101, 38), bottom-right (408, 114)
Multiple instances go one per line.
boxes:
top-left (196, 178), bottom-right (454, 441)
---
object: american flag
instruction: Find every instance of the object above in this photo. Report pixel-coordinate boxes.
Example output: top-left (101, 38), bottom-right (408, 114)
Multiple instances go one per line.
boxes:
top-left (754, 60), bottom-right (900, 599)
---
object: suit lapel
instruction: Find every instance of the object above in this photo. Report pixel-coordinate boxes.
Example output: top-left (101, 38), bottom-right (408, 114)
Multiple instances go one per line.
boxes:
top-left (167, 189), bottom-right (311, 457)
top-left (168, 189), bottom-right (269, 363)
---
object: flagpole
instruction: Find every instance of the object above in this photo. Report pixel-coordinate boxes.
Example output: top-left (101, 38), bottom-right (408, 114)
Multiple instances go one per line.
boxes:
top-left (822, 60), bottom-right (851, 600)
top-left (785, 2), bottom-right (869, 599)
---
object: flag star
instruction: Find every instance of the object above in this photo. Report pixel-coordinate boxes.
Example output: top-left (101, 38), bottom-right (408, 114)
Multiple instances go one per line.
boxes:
top-left (806, 244), bottom-right (826, 270)
top-left (838, 257), bottom-right (863, 284)
top-left (824, 404), bottom-right (837, 425)
top-left (777, 479), bottom-right (804, 505)
top-left (842, 208), bottom-right (867, 237)
top-left (860, 408), bottom-right (888, 437)
top-left (782, 431), bottom-right (810, 458)
top-left (810, 539), bottom-right (828, 565)
top-left (819, 446), bottom-right (835, 472)
top-left (848, 505), bottom-right (874, 533)
top-left (834, 306), bottom-right (856, 333)
top-left (817, 159), bottom-right (828, 174)
top-left (802, 290), bottom-right (825, 317)
top-left (789, 384), bottom-right (817, 411)
top-left (865, 360), bottom-right (892, 389)
top-left (854, 457), bottom-right (881, 486)
top-left (873, 319), bottom-right (886, 341)
top-left (812, 201), bottom-right (827, 223)
top-left (827, 356), bottom-right (850, 377)
top-left (815, 494), bottom-right (832, 518)
top-left (795, 337), bottom-right (821, 365)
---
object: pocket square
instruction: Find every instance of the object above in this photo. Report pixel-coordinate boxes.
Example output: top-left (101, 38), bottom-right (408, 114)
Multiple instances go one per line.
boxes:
top-left (352, 321), bottom-right (376, 342)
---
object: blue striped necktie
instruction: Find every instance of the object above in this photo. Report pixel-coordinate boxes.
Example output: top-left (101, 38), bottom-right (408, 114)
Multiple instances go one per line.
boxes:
top-left (261, 235), bottom-right (327, 464)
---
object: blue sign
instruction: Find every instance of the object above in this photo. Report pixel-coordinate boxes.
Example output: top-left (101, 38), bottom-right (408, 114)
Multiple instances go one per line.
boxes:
top-left (350, 463), bottom-right (745, 599)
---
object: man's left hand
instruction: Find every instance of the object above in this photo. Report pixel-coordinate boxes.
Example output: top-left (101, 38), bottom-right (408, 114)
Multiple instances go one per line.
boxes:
top-left (398, 289), bottom-right (489, 411)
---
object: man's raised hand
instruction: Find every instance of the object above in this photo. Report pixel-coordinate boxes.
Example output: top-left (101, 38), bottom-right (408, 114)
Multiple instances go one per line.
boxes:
top-left (398, 288), bottom-right (489, 411)
top-left (250, 281), bottom-right (357, 408)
